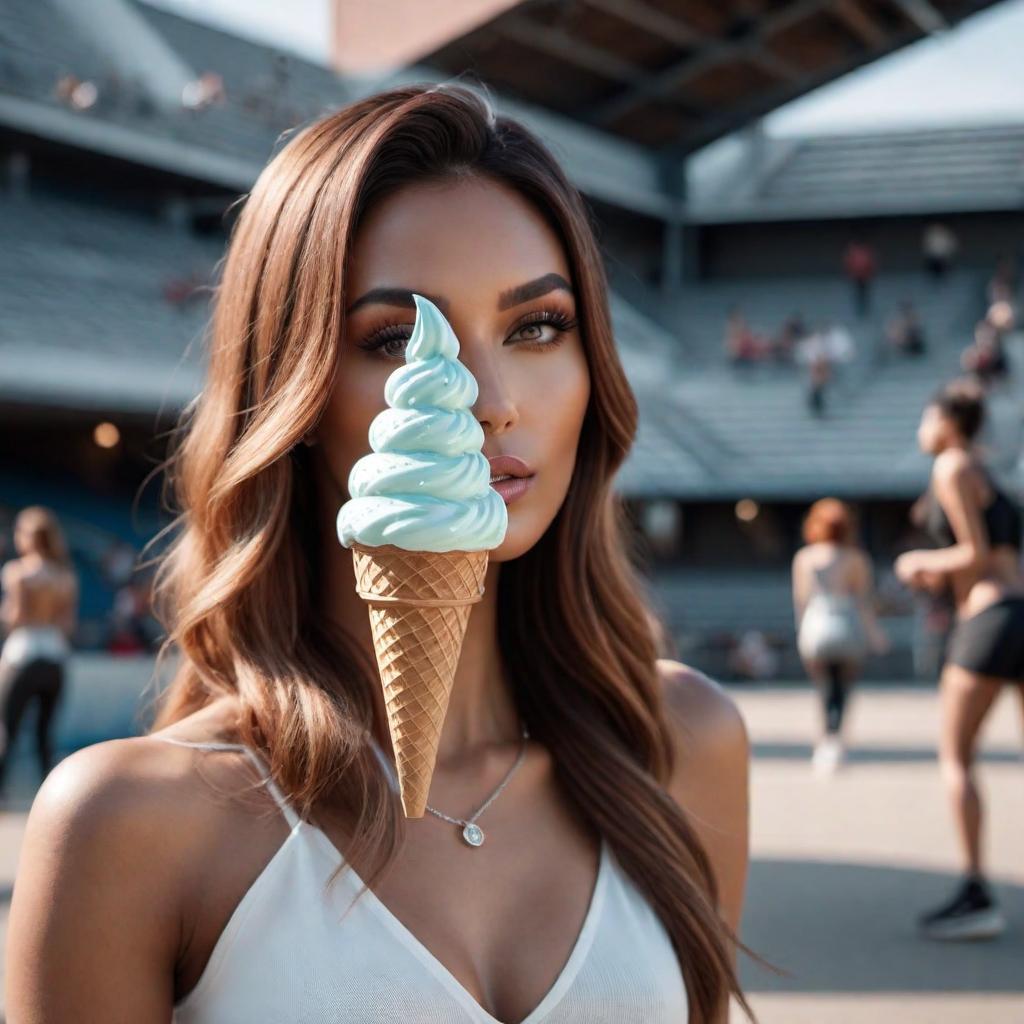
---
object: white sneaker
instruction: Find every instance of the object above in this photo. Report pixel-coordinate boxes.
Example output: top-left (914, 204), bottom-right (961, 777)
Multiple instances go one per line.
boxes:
top-left (812, 736), bottom-right (844, 775)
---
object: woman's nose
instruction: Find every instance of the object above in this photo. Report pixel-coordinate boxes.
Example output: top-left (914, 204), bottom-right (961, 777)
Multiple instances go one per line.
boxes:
top-left (465, 351), bottom-right (518, 435)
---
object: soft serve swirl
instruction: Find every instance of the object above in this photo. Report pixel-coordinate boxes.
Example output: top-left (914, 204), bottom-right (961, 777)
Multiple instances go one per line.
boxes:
top-left (337, 294), bottom-right (509, 553)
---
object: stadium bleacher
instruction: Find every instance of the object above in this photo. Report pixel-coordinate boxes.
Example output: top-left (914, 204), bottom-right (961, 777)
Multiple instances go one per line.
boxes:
top-left (1, 0), bottom-right (1021, 673)
top-left (0, 188), bottom-right (219, 410)
top-left (616, 267), bottom-right (1006, 499)
top-left (0, 0), bottom-right (352, 181)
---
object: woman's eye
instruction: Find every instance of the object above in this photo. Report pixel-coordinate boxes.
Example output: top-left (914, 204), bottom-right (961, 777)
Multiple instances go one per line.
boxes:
top-left (359, 311), bottom-right (576, 360)
top-left (509, 311), bottom-right (577, 348)
top-left (358, 324), bottom-right (411, 358)
top-left (379, 333), bottom-right (409, 358)
top-left (513, 321), bottom-right (555, 343)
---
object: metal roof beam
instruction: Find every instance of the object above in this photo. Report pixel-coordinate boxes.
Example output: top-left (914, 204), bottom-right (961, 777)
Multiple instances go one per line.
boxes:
top-left (587, 0), bottom-right (837, 127)
top-left (891, 0), bottom-right (948, 33)
top-left (831, 0), bottom-right (888, 46)
top-left (582, 0), bottom-right (708, 48)
top-left (750, 48), bottom-right (801, 81)
top-left (666, 21), bottom-right (922, 156)
top-left (497, 17), bottom-right (644, 82)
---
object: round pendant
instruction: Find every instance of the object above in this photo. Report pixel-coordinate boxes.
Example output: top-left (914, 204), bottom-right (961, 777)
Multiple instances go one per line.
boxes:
top-left (462, 823), bottom-right (485, 847)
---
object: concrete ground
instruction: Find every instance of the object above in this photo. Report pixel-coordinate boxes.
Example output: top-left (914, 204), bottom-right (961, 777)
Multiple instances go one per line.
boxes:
top-left (733, 682), bottom-right (1023, 1024)
top-left (0, 666), bottom-right (1020, 1022)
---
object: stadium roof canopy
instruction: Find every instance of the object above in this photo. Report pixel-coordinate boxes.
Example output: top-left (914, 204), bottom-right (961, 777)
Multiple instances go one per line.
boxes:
top-left (688, 122), bottom-right (1024, 221)
top-left (0, 0), bottom-right (1010, 206)
top-left (416, 0), bottom-right (1006, 155)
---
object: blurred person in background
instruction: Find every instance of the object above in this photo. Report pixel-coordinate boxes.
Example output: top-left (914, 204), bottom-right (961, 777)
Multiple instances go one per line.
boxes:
top-left (793, 499), bottom-right (888, 774)
top-left (7, 84), bottom-right (752, 1023)
top-left (729, 630), bottom-right (778, 683)
top-left (806, 343), bottom-right (831, 415)
top-left (724, 305), bottom-right (767, 366)
top-left (886, 299), bottom-right (927, 357)
top-left (896, 379), bottom-right (1024, 941)
top-left (961, 319), bottom-right (1008, 387)
top-left (986, 254), bottom-right (1018, 307)
top-left (770, 311), bottom-right (807, 363)
top-left (986, 296), bottom-right (1016, 336)
top-left (0, 507), bottom-right (78, 795)
top-left (922, 221), bottom-right (958, 281)
top-left (798, 322), bottom-right (853, 416)
top-left (843, 238), bottom-right (877, 317)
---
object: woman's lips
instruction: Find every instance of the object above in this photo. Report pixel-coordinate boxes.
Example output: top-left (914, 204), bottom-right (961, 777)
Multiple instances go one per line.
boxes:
top-left (487, 454), bottom-right (534, 505)
top-left (490, 474), bottom-right (533, 505)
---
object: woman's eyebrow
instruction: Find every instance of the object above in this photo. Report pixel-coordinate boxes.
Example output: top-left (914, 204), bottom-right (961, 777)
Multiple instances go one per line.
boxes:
top-left (345, 273), bottom-right (573, 316)
top-left (497, 273), bottom-right (574, 310)
top-left (345, 288), bottom-right (450, 316)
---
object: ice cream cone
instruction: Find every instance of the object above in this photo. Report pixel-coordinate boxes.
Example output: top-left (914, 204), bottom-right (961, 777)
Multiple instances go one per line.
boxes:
top-left (351, 541), bottom-right (488, 817)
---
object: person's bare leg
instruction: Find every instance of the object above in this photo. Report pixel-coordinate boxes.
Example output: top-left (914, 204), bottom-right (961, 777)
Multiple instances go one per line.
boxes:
top-left (937, 663), bottom-right (1002, 875)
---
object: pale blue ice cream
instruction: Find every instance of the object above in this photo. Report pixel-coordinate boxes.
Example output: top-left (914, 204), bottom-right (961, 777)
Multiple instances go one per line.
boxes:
top-left (337, 294), bottom-right (508, 553)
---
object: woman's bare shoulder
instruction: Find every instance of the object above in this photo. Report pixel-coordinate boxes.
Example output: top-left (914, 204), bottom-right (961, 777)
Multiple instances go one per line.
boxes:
top-left (31, 697), bottom-right (250, 832)
top-left (22, 730), bottom-right (239, 890)
top-left (654, 659), bottom-right (750, 929)
top-left (21, 695), bottom-right (258, 910)
top-left (8, 721), bottom-right (275, 1019)
top-left (655, 658), bottom-right (749, 767)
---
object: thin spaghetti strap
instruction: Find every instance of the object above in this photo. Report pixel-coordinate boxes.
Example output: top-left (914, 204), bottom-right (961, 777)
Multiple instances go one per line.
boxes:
top-left (152, 736), bottom-right (302, 830)
top-left (236, 747), bottom-right (303, 831)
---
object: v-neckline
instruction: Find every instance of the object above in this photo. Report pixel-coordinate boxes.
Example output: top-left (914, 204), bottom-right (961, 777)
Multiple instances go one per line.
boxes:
top-left (304, 821), bottom-right (610, 1024)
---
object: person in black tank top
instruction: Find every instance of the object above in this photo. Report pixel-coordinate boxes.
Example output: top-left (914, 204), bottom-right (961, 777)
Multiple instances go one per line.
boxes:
top-left (922, 470), bottom-right (1022, 551)
top-left (896, 380), bottom-right (1024, 942)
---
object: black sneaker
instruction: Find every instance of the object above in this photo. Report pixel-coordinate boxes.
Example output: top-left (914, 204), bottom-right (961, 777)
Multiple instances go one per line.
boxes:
top-left (919, 877), bottom-right (1006, 941)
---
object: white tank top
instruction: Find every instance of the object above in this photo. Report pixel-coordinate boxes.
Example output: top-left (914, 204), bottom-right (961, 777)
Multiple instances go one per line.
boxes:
top-left (155, 736), bottom-right (689, 1023)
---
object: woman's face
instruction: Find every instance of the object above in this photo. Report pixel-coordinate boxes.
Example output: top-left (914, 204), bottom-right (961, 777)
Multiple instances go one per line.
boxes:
top-left (319, 175), bottom-right (591, 561)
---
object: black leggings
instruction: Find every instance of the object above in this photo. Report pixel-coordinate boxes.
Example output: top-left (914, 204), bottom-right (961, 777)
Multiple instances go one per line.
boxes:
top-left (0, 657), bottom-right (66, 789)
top-left (823, 661), bottom-right (850, 734)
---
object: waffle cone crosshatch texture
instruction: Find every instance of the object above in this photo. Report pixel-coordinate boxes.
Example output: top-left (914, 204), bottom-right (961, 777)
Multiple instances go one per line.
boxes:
top-left (351, 542), bottom-right (490, 817)
top-left (336, 295), bottom-right (509, 818)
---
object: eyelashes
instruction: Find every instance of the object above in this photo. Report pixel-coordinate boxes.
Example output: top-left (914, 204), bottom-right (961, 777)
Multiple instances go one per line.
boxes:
top-left (356, 308), bottom-right (579, 359)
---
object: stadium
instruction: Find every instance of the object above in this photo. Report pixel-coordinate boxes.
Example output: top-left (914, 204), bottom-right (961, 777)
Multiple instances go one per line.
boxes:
top-left (1, 2), bottom-right (1022, 1020)
top-left (2, 0), bottom-right (1020, 674)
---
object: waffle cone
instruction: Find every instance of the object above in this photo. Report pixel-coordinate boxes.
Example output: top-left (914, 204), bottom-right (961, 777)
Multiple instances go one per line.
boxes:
top-left (351, 542), bottom-right (489, 817)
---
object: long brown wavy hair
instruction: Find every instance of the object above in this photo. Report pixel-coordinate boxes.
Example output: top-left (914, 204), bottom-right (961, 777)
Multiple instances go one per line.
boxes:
top-left (147, 81), bottom-right (752, 1022)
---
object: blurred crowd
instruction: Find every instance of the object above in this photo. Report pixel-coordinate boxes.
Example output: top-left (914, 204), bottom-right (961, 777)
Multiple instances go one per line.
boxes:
top-left (723, 222), bottom-right (1022, 414)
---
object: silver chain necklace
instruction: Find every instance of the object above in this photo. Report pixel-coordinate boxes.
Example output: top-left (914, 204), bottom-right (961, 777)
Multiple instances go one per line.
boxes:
top-left (425, 725), bottom-right (530, 848)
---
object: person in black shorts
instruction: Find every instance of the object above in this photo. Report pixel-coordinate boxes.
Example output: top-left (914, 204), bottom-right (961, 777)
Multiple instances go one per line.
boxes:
top-left (896, 379), bottom-right (1023, 941)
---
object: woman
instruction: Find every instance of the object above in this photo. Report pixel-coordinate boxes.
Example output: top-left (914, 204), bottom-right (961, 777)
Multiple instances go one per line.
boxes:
top-left (897, 379), bottom-right (1023, 941)
top-left (792, 499), bottom-right (887, 774)
top-left (0, 506), bottom-right (77, 795)
top-left (8, 85), bottom-right (752, 1022)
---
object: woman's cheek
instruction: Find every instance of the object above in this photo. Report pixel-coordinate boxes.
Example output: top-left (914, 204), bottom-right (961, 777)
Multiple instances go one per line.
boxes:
top-left (547, 346), bottom-right (590, 461)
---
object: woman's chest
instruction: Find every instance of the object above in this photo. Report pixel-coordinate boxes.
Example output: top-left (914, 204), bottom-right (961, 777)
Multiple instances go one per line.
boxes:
top-left (175, 830), bottom-right (687, 1024)
top-left (362, 816), bottom-right (604, 1022)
